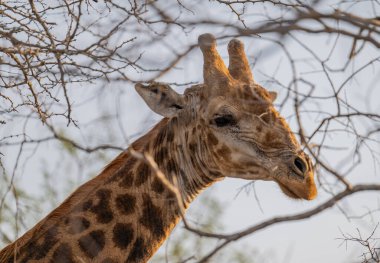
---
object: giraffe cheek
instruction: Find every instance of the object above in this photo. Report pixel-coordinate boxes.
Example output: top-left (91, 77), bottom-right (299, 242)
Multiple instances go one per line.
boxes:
top-left (216, 145), bottom-right (232, 161)
top-left (207, 132), bottom-right (219, 146)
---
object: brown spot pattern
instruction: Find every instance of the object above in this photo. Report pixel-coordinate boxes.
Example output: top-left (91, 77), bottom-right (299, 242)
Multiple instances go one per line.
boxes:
top-left (154, 127), bottom-right (166, 149)
top-left (189, 142), bottom-right (197, 155)
top-left (166, 129), bottom-right (174, 143)
top-left (261, 112), bottom-right (272, 124)
top-left (115, 193), bottom-right (136, 215)
top-left (112, 223), bottom-right (134, 249)
top-left (151, 177), bottom-right (165, 193)
top-left (89, 189), bottom-right (113, 224)
top-left (118, 170), bottom-right (134, 188)
top-left (134, 162), bottom-right (150, 186)
top-left (127, 238), bottom-right (148, 262)
top-left (265, 131), bottom-right (277, 142)
top-left (139, 194), bottom-right (165, 238)
top-left (65, 216), bottom-right (90, 235)
top-left (217, 145), bottom-right (231, 160)
top-left (20, 225), bottom-right (59, 260)
top-left (207, 132), bottom-right (219, 146)
top-left (82, 199), bottom-right (93, 211)
top-left (51, 243), bottom-right (74, 263)
top-left (108, 158), bottom-right (136, 184)
top-left (154, 147), bottom-right (168, 166)
top-left (78, 230), bottom-right (105, 259)
top-left (166, 158), bottom-right (177, 176)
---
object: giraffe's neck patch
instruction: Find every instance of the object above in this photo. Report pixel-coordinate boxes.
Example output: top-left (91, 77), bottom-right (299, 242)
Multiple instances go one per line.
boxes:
top-left (0, 118), bottom-right (221, 263)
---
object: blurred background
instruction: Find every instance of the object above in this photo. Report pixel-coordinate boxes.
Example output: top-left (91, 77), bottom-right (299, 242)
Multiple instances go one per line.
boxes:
top-left (1, 0), bottom-right (380, 262)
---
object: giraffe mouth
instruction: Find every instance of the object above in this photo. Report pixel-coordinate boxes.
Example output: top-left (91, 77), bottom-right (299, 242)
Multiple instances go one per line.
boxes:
top-left (277, 180), bottom-right (302, 199)
top-left (276, 177), bottom-right (317, 200)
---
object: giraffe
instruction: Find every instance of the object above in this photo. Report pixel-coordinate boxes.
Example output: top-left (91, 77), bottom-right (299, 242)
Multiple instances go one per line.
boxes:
top-left (0, 33), bottom-right (317, 263)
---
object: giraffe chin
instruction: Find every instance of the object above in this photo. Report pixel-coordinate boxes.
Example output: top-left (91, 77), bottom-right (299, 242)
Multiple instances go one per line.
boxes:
top-left (277, 180), bottom-right (317, 200)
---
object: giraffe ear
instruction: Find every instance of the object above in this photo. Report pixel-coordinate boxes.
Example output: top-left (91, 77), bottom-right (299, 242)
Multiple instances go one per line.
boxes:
top-left (269, 91), bottom-right (277, 102)
top-left (135, 83), bottom-right (185, 117)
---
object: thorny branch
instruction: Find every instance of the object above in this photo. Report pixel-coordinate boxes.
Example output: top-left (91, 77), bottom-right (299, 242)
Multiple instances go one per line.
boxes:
top-left (339, 224), bottom-right (380, 263)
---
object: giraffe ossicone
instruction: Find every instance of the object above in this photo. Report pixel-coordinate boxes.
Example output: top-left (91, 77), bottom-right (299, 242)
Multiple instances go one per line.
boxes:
top-left (0, 33), bottom-right (317, 262)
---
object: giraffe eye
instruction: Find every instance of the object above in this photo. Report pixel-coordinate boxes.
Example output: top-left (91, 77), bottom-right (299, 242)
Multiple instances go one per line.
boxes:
top-left (213, 114), bottom-right (236, 127)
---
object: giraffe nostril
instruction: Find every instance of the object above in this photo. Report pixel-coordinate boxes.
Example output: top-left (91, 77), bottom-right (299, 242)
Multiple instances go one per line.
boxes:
top-left (293, 157), bottom-right (308, 175)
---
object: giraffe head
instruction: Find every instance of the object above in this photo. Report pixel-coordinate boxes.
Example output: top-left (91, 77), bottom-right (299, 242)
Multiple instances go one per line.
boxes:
top-left (136, 34), bottom-right (317, 200)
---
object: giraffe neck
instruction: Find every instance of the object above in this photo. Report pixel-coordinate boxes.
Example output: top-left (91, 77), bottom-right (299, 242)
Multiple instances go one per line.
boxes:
top-left (0, 118), bottom-right (221, 263)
